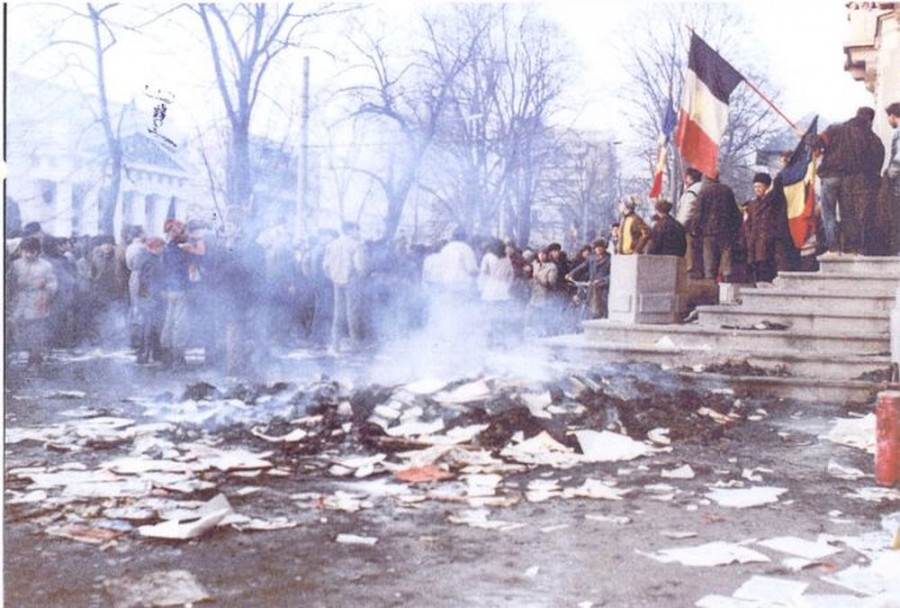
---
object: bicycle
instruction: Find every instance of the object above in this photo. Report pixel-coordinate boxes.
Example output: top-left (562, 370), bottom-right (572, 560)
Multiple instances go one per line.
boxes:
top-left (565, 279), bottom-right (593, 330)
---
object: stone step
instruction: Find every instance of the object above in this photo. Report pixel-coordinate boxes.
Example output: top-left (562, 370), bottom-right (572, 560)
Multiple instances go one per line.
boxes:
top-left (580, 319), bottom-right (888, 355)
top-left (548, 333), bottom-right (892, 381)
top-left (817, 254), bottom-right (900, 275)
top-left (738, 287), bottom-right (896, 313)
top-left (773, 272), bottom-right (900, 296)
top-left (547, 334), bottom-right (891, 403)
top-left (695, 303), bottom-right (891, 333)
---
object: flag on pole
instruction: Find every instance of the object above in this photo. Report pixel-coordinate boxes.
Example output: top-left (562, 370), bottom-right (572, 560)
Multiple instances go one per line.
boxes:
top-left (674, 32), bottom-right (744, 178)
top-left (779, 116), bottom-right (818, 249)
top-left (166, 195), bottom-right (177, 222)
top-left (649, 97), bottom-right (678, 199)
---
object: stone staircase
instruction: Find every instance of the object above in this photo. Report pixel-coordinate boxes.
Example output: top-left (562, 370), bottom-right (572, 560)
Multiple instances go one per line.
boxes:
top-left (549, 255), bottom-right (900, 403)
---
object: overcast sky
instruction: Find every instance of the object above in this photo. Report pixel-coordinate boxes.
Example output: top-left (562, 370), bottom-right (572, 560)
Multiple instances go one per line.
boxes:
top-left (2, 1), bottom-right (875, 172)
top-left (546, 0), bottom-right (873, 135)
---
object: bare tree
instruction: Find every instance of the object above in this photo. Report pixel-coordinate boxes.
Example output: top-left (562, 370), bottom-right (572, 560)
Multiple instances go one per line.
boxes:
top-left (15, 2), bottom-right (129, 236)
top-left (193, 2), bottom-right (351, 221)
top-left (339, 9), bottom-right (481, 240)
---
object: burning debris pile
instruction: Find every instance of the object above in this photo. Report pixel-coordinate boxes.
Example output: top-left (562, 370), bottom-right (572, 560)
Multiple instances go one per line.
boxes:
top-left (5, 369), bottom-right (755, 545)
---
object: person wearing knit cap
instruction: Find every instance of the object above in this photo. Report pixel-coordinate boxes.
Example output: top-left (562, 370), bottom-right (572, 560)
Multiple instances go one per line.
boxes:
top-left (743, 171), bottom-right (798, 283)
top-left (646, 198), bottom-right (687, 256)
top-left (616, 197), bottom-right (650, 255)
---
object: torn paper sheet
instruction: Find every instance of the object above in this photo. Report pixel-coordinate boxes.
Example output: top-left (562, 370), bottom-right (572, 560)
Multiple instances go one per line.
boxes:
top-left (522, 392), bottom-right (553, 420)
top-left (820, 550), bottom-right (900, 596)
top-left (827, 459), bottom-right (868, 480)
top-left (661, 465), bottom-right (695, 479)
top-left (46, 523), bottom-right (128, 545)
top-left (574, 430), bottom-right (656, 462)
top-left (249, 427), bottom-right (308, 443)
top-left (138, 494), bottom-right (233, 540)
top-left (563, 479), bottom-right (633, 501)
top-left (231, 517), bottom-right (298, 532)
top-left (845, 487), bottom-right (900, 502)
top-left (525, 479), bottom-right (562, 502)
top-left (756, 536), bottom-right (842, 560)
top-left (705, 486), bottom-right (787, 508)
top-left (104, 570), bottom-right (210, 608)
top-left (640, 541), bottom-right (770, 567)
top-left (500, 431), bottom-right (581, 468)
top-left (448, 508), bottom-right (526, 531)
top-left (335, 534), bottom-right (378, 545)
top-left (393, 465), bottom-right (456, 484)
top-left (824, 414), bottom-right (876, 453)
top-left (585, 514), bottom-right (631, 525)
top-left (434, 379), bottom-right (492, 404)
top-left (385, 419), bottom-right (446, 438)
top-left (731, 575), bottom-right (808, 604)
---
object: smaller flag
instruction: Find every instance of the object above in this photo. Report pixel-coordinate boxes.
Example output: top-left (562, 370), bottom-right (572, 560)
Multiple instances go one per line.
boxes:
top-left (780, 117), bottom-right (818, 249)
top-left (674, 32), bottom-right (744, 178)
top-left (650, 97), bottom-right (678, 198)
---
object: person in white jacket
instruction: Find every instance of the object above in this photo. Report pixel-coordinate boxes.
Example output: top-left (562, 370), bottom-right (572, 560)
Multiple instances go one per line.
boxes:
top-left (323, 221), bottom-right (366, 352)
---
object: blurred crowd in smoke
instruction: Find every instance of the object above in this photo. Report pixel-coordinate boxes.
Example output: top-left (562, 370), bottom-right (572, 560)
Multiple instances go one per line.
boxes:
top-left (5, 217), bottom-right (615, 373)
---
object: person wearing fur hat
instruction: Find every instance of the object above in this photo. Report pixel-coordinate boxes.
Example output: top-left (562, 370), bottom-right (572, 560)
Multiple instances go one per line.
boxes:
top-left (616, 197), bottom-right (650, 255)
top-left (647, 198), bottom-right (687, 257)
top-left (744, 171), bottom-right (798, 283)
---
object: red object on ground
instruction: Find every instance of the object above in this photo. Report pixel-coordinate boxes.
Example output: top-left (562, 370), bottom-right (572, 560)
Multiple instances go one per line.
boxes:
top-left (875, 390), bottom-right (900, 487)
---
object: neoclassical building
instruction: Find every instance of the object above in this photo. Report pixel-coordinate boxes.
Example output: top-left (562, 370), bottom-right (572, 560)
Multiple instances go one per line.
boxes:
top-left (844, 2), bottom-right (900, 153)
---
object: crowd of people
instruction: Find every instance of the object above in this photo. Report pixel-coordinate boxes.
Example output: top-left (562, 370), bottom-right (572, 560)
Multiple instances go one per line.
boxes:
top-left (6, 102), bottom-right (899, 371)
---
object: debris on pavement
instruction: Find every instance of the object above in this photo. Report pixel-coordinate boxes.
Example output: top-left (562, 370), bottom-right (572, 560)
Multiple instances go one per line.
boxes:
top-left (104, 569), bottom-right (210, 608)
top-left (640, 541), bottom-right (770, 567)
top-left (138, 494), bottom-right (233, 540)
top-left (704, 486), bottom-right (788, 508)
top-left (335, 533), bottom-right (379, 545)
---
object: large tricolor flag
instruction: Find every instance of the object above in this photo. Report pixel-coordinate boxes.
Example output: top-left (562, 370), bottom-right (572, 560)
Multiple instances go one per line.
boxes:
top-left (649, 97), bottom-right (677, 199)
top-left (780, 116), bottom-right (819, 249)
top-left (674, 33), bottom-right (744, 178)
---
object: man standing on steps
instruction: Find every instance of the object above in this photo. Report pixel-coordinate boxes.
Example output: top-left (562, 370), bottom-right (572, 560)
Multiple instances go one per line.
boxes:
top-left (817, 106), bottom-right (885, 254)
top-left (676, 167), bottom-right (704, 277)
top-left (878, 102), bottom-right (900, 255)
top-left (694, 172), bottom-right (742, 282)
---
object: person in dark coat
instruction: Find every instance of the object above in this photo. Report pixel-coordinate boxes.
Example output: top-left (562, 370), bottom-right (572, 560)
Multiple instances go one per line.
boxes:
top-left (694, 173), bottom-right (742, 282)
top-left (565, 238), bottom-right (611, 319)
top-left (646, 199), bottom-right (687, 257)
top-left (744, 172), bottom-right (798, 283)
top-left (817, 106), bottom-right (885, 253)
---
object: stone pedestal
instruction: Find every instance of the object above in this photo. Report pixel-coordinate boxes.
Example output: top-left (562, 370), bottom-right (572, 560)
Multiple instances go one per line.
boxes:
top-left (608, 254), bottom-right (685, 324)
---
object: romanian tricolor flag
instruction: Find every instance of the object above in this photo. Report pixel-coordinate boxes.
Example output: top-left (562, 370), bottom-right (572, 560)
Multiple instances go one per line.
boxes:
top-left (780, 116), bottom-right (819, 249)
top-left (649, 97), bottom-right (677, 199)
top-left (674, 33), bottom-right (744, 178)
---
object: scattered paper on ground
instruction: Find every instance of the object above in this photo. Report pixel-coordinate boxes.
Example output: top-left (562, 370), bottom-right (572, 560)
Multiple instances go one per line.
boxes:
top-left (574, 430), bottom-right (655, 462)
top-left (756, 536), bottom-right (842, 560)
top-left (641, 541), bottom-right (770, 567)
top-left (705, 486), bottom-right (787, 508)
top-left (138, 494), bottom-right (233, 540)
top-left (825, 414), bottom-right (876, 453)
top-left (731, 575), bottom-right (808, 604)
top-left (335, 533), bottom-right (378, 545)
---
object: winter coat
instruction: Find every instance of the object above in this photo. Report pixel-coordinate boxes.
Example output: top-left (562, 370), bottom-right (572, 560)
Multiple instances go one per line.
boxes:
top-left (647, 214), bottom-right (688, 256)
